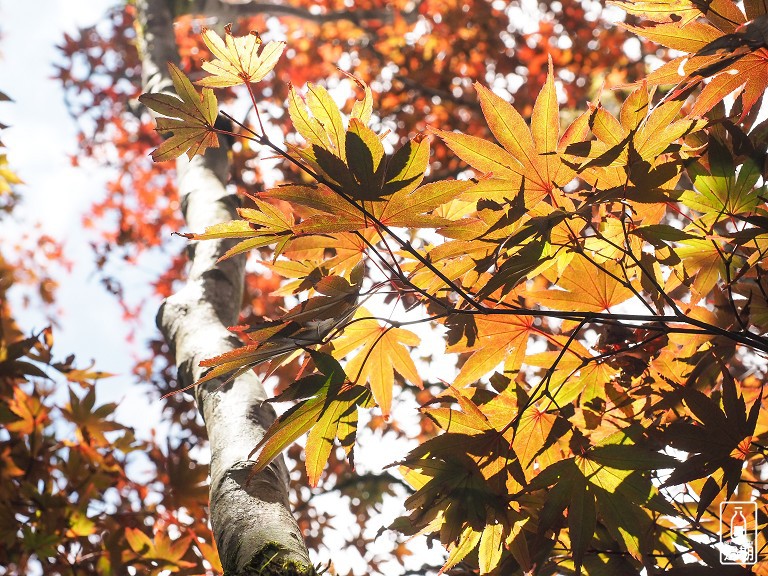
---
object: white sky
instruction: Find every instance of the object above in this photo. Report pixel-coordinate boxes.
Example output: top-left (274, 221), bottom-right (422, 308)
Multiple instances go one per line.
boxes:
top-left (0, 0), bottom-right (165, 429)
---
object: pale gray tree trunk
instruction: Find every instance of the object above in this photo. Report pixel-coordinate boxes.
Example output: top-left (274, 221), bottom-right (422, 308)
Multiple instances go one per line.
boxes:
top-left (134, 1), bottom-right (313, 573)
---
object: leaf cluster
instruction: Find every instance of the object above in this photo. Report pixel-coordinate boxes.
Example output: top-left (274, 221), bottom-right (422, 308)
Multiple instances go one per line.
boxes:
top-left (137, 2), bottom-right (768, 573)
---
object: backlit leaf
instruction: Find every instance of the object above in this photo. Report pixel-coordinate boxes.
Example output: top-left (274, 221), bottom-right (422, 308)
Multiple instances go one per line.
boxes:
top-left (305, 381), bottom-right (373, 486)
top-left (448, 315), bottom-right (534, 387)
top-left (478, 522), bottom-right (504, 574)
top-left (331, 309), bottom-right (422, 417)
top-left (621, 21), bottom-right (723, 53)
top-left (381, 135), bottom-right (430, 197)
top-left (139, 63), bottom-right (219, 161)
top-left (531, 56), bottom-right (560, 185)
top-left (252, 352), bottom-right (374, 484)
top-left (252, 393), bottom-right (327, 472)
top-left (5, 387), bottom-right (49, 435)
top-left (609, 0), bottom-right (717, 25)
top-left (197, 26), bottom-right (285, 87)
top-left (442, 525), bottom-right (482, 573)
top-left (307, 83), bottom-right (346, 155)
top-left (125, 528), bottom-right (196, 569)
top-left (513, 407), bottom-right (557, 473)
top-left (527, 255), bottom-right (636, 312)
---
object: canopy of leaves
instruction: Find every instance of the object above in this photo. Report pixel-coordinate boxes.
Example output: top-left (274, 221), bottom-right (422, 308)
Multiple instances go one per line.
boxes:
top-left (0, 180), bottom-right (218, 575)
top-left (616, 0), bottom-right (768, 117)
top-left (30, 0), bottom-right (768, 574)
top-left (145, 5), bottom-right (768, 571)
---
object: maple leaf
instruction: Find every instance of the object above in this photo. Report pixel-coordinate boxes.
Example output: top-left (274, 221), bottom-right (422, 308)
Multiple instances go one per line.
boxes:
top-left (404, 236), bottom-right (494, 298)
top-left (5, 386), bottom-right (49, 435)
top-left (683, 50), bottom-right (768, 118)
top-left (250, 352), bottom-right (374, 486)
top-left (192, 270), bottom-right (362, 390)
top-left (124, 528), bottom-right (196, 572)
top-left (331, 308), bottom-right (422, 417)
top-left (610, 0), bottom-right (747, 28)
top-left (616, 0), bottom-right (768, 117)
top-left (263, 184), bottom-right (368, 233)
top-left (446, 314), bottom-right (535, 387)
top-left (529, 431), bottom-right (677, 564)
top-left (138, 63), bottom-right (219, 161)
top-left (430, 387), bottom-right (524, 484)
top-left (61, 386), bottom-right (127, 447)
top-left (265, 178), bottom-right (468, 236)
top-left (423, 386), bottom-right (494, 437)
top-left (197, 25), bottom-right (285, 88)
top-left (304, 376), bottom-right (373, 486)
top-left (608, 1), bottom-right (703, 25)
top-left (433, 59), bottom-right (590, 209)
top-left (177, 197), bottom-right (295, 260)
top-left (568, 84), bottom-right (705, 200)
top-left (307, 125), bottom-right (431, 203)
top-left (291, 82), bottom-right (348, 155)
top-left (288, 78), bottom-right (372, 158)
top-left (526, 254), bottom-right (637, 312)
top-left (286, 78), bottom-right (439, 207)
top-left (661, 363), bottom-right (759, 516)
top-left (513, 407), bottom-right (559, 476)
top-left (673, 238), bottom-right (733, 298)
top-left (478, 521), bottom-right (505, 575)
top-left (679, 137), bottom-right (762, 226)
top-left (311, 132), bottom-right (430, 202)
top-left (444, 526), bottom-right (482, 573)
top-left (395, 423), bottom-right (526, 574)
top-left (52, 359), bottom-right (114, 385)
top-left (279, 230), bottom-right (369, 277)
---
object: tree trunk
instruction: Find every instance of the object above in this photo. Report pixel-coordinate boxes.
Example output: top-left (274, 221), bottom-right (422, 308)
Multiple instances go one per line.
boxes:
top-left (134, 1), bottom-right (313, 573)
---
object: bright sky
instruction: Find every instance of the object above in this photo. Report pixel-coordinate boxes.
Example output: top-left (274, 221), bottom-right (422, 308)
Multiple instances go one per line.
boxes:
top-left (0, 0), bottom-right (165, 428)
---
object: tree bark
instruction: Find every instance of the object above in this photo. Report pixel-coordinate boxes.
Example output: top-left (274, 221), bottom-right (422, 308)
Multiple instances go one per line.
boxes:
top-left (134, 1), bottom-right (313, 573)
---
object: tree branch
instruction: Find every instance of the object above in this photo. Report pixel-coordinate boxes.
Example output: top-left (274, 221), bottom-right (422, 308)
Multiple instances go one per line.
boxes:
top-left (134, 1), bottom-right (312, 573)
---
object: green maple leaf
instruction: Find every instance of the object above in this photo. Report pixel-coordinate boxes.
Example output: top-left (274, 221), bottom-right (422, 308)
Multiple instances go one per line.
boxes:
top-left (249, 352), bottom-right (373, 487)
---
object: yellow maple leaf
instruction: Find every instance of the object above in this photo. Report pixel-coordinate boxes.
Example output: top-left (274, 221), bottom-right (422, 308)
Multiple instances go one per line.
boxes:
top-left (332, 308), bottom-right (422, 417)
top-left (198, 25), bottom-right (285, 88)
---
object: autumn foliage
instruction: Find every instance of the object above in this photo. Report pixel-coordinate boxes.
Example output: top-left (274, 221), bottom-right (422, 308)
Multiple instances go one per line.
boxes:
top-left (5, 0), bottom-right (768, 574)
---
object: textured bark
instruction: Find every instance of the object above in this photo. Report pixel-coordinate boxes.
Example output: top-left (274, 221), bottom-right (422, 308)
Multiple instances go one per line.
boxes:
top-left (135, 0), bottom-right (312, 572)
